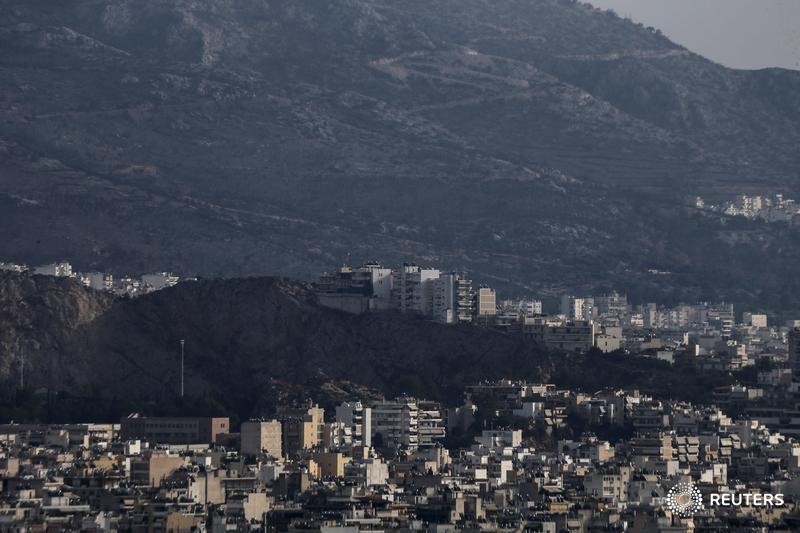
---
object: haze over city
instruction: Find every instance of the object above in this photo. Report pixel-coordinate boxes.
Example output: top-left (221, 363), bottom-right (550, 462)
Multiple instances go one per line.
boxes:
top-left (590, 0), bottom-right (800, 70)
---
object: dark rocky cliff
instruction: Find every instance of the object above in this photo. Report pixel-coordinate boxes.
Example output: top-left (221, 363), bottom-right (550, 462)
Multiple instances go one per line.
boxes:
top-left (0, 272), bottom-right (549, 419)
top-left (0, 272), bottom-right (734, 422)
top-left (0, 271), bottom-right (113, 388)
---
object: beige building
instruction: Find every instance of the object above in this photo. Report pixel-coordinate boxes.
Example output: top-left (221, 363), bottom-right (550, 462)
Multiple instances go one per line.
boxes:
top-left (583, 466), bottom-right (632, 502)
top-left (226, 492), bottom-right (272, 522)
top-left (130, 452), bottom-right (185, 487)
top-left (312, 452), bottom-right (350, 478)
top-left (165, 513), bottom-right (203, 532)
top-left (476, 287), bottom-right (497, 316)
top-left (278, 404), bottom-right (325, 456)
top-left (240, 420), bottom-right (282, 458)
top-left (190, 469), bottom-right (232, 505)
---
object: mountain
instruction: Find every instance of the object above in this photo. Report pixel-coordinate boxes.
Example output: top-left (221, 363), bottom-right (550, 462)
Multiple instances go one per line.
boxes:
top-left (1, 0), bottom-right (799, 313)
top-left (0, 271), bottom-right (734, 423)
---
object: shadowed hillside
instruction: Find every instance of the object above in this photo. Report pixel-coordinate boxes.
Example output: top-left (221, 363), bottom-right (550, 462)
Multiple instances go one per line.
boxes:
top-left (0, 272), bottom-right (736, 423)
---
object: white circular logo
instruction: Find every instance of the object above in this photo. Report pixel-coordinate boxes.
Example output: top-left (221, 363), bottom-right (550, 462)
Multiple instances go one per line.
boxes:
top-left (666, 482), bottom-right (704, 517)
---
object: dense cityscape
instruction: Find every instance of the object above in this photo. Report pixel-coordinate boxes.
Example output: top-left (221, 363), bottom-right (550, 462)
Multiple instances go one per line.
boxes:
top-left (2, 378), bottom-right (800, 531)
top-left (1, 260), bottom-right (799, 530)
top-left (2, 0), bottom-right (799, 531)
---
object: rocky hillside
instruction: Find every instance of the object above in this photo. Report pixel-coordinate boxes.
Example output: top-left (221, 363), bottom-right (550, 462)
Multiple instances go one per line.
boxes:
top-left (67, 276), bottom-right (553, 414)
top-left (1, 0), bottom-right (799, 312)
top-left (0, 272), bottom-right (549, 419)
top-left (0, 271), bottom-right (736, 422)
top-left (0, 271), bottom-right (113, 387)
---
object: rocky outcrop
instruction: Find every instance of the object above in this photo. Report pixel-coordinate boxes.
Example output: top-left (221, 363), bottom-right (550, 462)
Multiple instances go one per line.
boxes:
top-left (0, 271), bottom-right (113, 388)
top-left (0, 272), bottom-right (549, 419)
top-left (0, 271), bottom-right (736, 421)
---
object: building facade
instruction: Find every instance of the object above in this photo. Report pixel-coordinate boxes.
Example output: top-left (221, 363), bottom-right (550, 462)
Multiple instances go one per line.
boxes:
top-left (240, 420), bottom-right (282, 458)
top-left (120, 415), bottom-right (229, 445)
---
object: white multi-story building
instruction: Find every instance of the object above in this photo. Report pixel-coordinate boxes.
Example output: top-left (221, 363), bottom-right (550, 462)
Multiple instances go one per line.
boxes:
top-left (335, 402), bottom-right (372, 448)
top-left (582, 297), bottom-right (596, 322)
top-left (0, 263), bottom-right (27, 272)
top-left (595, 292), bottom-right (628, 318)
top-left (345, 458), bottom-right (389, 487)
top-left (560, 295), bottom-right (584, 321)
top-left (520, 299), bottom-right (543, 316)
top-left (371, 397), bottom-right (420, 451)
top-left (417, 400), bottom-right (446, 448)
top-left (475, 429), bottom-right (522, 449)
top-left (644, 303), bottom-right (658, 328)
top-left (316, 263), bottom-right (394, 313)
top-left (392, 264), bottom-right (440, 316)
top-left (371, 397), bottom-right (444, 450)
top-left (141, 272), bottom-right (180, 291)
top-left (361, 262), bottom-right (393, 302)
top-left (33, 262), bottom-right (73, 277)
top-left (433, 273), bottom-right (458, 324)
top-left (84, 272), bottom-right (114, 292)
top-left (433, 273), bottom-right (474, 324)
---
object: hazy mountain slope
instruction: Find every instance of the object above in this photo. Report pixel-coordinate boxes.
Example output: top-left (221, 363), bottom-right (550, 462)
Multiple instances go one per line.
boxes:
top-left (0, 0), bottom-right (799, 312)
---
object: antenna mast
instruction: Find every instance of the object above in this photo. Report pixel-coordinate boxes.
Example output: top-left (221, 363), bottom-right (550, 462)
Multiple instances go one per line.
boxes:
top-left (18, 351), bottom-right (24, 389)
top-left (180, 339), bottom-right (185, 398)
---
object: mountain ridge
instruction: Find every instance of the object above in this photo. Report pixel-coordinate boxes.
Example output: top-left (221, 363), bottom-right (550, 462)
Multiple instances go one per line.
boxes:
top-left (1, 0), bottom-right (799, 313)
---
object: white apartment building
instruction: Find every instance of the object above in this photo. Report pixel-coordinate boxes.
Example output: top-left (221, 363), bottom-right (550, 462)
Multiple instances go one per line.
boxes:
top-left (84, 272), bottom-right (114, 292)
top-left (520, 299), bottom-right (543, 316)
top-left (141, 272), bottom-right (180, 291)
top-left (371, 397), bottom-right (420, 451)
top-left (335, 402), bottom-right (372, 448)
top-left (417, 400), bottom-right (446, 448)
top-left (392, 264), bottom-right (440, 316)
top-left (560, 295), bottom-right (584, 321)
top-left (0, 263), bottom-right (27, 272)
top-left (475, 429), bottom-right (522, 449)
top-left (33, 262), bottom-right (73, 277)
top-left (433, 273), bottom-right (474, 324)
top-left (361, 262), bottom-right (393, 302)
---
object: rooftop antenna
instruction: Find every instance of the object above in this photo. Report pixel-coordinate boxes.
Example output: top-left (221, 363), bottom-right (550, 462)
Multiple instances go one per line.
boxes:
top-left (180, 339), bottom-right (185, 398)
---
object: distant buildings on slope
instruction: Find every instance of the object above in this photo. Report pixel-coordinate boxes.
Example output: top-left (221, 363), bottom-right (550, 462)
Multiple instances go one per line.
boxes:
top-left (695, 193), bottom-right (800, 224)
top-left (315, 262), bottom-right (800, 367)
top-left (316, 262), bottom-right (498, 325)
top-left (0, 260), bottom-right (182, 297)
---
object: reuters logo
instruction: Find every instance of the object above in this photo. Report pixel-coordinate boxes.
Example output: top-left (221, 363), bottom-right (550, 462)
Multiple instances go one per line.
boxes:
top-left (666, 482), bottom-right (704, 517)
